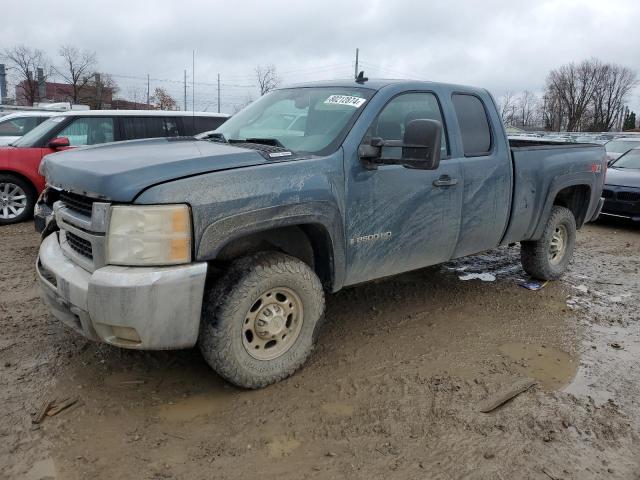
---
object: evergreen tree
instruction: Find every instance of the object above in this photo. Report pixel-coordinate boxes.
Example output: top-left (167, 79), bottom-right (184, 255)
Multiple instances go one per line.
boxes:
top-left (623, 111), bottom-right (636, 130)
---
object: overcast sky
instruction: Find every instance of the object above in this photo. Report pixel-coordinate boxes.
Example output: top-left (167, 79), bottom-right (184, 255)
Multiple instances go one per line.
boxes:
top-left (3, 0), bottom-right (640, 114)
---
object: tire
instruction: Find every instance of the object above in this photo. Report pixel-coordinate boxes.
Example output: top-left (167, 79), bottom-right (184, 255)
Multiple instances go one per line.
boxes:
top-left (521, 206), bottom-right (576, 280)
top-left (0, 174), bottom-right (36, 225)
top-left (199, 252), bottom-right (325, 389)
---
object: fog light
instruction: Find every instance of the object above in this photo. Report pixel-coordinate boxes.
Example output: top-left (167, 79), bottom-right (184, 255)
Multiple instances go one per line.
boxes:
top-left (111, 326), bottom-right (141, 343)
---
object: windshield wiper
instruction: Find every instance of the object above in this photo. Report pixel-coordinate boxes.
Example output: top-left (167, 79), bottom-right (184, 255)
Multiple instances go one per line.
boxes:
top-left (229, 137), bottom-right (285, 148)
top-left (203, 132), bottom-right (228, 143)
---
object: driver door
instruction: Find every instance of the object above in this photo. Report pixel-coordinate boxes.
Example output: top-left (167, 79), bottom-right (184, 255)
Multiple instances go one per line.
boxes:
top-left (344, 92), bottom-right (463, 285)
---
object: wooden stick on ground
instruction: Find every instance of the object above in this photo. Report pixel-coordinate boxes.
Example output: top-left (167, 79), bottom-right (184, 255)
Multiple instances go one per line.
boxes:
top-left (479, 378), bottom-right (537, 413)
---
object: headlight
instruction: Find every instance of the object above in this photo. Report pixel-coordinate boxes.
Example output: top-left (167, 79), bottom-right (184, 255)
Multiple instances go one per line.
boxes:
top-left (106, 205), bottom-right (192, 266)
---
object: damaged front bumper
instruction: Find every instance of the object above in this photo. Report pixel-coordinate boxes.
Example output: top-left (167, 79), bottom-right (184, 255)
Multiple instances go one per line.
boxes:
top-left (37, 232), bottom-right (208, 349)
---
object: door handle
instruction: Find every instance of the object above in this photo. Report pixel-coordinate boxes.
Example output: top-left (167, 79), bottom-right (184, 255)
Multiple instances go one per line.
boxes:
top-left (433, 175), bottom-right (458, 187)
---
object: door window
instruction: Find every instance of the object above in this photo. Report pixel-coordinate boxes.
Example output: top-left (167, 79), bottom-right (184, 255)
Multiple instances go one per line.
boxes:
top-left (367, 92), bottom-right (448, 157)
top-left (452, 94), bottom-right (492, 156)
top-left (57, 117), bottom-right (115, 146)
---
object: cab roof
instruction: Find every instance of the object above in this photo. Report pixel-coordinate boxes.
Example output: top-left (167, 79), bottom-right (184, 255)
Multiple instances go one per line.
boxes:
top-left (282, 78), bottom-right (484, 93)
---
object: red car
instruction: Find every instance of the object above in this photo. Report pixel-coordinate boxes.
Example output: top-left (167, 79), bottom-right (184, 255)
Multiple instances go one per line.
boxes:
top-left (0, 110), bottom-right (229, 225)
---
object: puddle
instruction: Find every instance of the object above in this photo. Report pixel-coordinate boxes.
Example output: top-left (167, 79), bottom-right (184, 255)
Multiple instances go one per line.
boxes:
top-left (320, 402), bottom-right (354, 416)
top-left (267, 437), bottom-right (301, 457)
top-left (157, 393), bottom-right (235, 422)
top-left (498, 342), bottom-right (578, 390)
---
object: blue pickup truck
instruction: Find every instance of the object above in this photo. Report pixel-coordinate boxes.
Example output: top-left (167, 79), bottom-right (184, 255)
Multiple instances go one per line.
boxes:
top-left (36, 78), bottom-right (606, 388)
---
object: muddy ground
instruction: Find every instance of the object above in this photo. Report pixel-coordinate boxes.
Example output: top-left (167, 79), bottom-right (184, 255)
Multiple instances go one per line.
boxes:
top-left (1, 219), bottom-right (639, 480)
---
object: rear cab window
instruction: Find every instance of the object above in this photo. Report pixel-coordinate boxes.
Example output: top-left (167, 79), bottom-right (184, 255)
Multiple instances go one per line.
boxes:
top-left (451, 94), bottom-right (492, 156)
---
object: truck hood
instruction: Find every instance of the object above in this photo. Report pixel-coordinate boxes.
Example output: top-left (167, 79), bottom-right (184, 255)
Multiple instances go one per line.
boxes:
top-left (605, 166), bottom-right (640, 189)
top-left (42, 138), bottom-right (271, 201)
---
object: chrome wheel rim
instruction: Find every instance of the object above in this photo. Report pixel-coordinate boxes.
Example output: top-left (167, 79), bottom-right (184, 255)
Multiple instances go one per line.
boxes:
top-left (0, 182), bottom-right (27, 220)
top-left (548, 224), bottom-right (568, 265)
top-left (242, 287), bottom-right (304, 361)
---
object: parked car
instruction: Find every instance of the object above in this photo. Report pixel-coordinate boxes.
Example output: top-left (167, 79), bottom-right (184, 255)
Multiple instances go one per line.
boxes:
top-left (36, 79), bottom-right (605, 388)
top-left (0, 111), bottom-right (56, 146)
top-left (604, 137), bottom-right (640, 162)
top-left (0, 110), bottom-right (229, 224)
top-left (601, 147), bottom-right (640, 221)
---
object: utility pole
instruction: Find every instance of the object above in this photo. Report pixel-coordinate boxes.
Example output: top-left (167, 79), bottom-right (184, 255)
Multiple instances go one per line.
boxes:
top-left (354, 48), bottom-right (359, 80)
top-left (184, 69), bottom-right (187, 111)
top-left (192, 50), bottom-right (195, 113)
top-left (217, 73), bottom-right (220, 114)
top-left (146, 73), bottom-right (150, 109)
top-left (0, 64), bottom-right (7, 103)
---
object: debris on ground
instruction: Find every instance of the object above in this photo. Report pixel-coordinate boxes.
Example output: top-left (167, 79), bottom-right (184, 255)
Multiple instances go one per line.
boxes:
top-left (479, 378), bottom-right (537, 413)
top-left (519, 279), bottom-right (549, 291)
top-left (458, 272), bottom-right (496, 282)
top-left (32, 397), bottom-right (79, 423)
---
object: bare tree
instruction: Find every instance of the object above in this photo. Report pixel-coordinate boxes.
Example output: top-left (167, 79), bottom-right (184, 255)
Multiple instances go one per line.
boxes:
top-left (151, 87), bottom-right (177, 110)
top-left (498, 91), bottom-right (516, 127)
top-left (516, 90), bottom-right (537, 127)
top-left (4, 45), bottom-right (50, 106)
top-left (233, 93), bottom-right (254, 113)
top-left (55, 45), bottom-right (97, 104)
top-left (255, 65), bottom-right (280, 96)
top-left (588, 63), bottom-right (637, 131)
top-left (539, 90), bottom-right (564, 131)
top-left (545, 59), bottom-right (601, 131)
top-left (84, 73), bottom-right (118, 109)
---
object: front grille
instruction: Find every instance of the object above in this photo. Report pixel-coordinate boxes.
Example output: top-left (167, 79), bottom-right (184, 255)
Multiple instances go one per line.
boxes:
top-left (66, 232), bottom-right (93, 260)
top-left (602, 189), bottom-right (613, 199)
top-left (616, 191), bottom-right (640, 202)
top-left (60, 191), bottom-right (94, 217)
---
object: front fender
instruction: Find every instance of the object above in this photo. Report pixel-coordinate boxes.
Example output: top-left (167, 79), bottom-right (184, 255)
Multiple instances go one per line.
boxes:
top-left (197, 201), bottom-right (346, 291)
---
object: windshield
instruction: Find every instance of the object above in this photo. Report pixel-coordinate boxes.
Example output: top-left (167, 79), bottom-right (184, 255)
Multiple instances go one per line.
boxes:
top-left (12, 116), bottom-right (66, 147)
top-left (605, 140), bottom-right (640, 155)
top-left (613, 149), bottom-right (640, 169)
top-left (214, 87), bottom-right (374, 154)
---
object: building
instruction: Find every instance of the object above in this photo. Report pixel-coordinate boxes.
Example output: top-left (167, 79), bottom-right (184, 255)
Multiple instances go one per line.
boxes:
top-left (15, 80), bottom-right (113, 109)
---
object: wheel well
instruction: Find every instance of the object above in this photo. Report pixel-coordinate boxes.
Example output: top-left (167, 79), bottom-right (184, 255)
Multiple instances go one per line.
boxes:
top-left (553, 185), bottom-right (591, 227)
top-left (0, 171), bottom-right (37, 195)
top-left (214, 224), bottom-right (335, 289)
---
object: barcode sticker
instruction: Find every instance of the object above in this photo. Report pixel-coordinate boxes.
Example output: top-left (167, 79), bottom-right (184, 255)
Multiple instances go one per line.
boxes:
top-left (324, 95), bottom-right (367, 108)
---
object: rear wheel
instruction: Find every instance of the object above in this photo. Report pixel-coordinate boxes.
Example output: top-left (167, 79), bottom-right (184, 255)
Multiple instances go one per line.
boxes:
top-left (0, 174), bottom-right (36, 225)
top-left (521, 206), bottom-right (576, 280)
top-left (199, 252), bottom-right (325, 389)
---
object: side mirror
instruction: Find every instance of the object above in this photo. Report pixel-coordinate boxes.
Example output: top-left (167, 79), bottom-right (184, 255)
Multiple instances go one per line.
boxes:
top-left (48, 137), bottom-right (70, 149)
top-left (358, 119), bottom-right (442, 170)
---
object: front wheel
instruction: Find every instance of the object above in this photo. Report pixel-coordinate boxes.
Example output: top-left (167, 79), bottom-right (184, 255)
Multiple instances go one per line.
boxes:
top-left (199, 252), bottom-right (325, 389)
top-left (520, 206), bottom-right (576, 280)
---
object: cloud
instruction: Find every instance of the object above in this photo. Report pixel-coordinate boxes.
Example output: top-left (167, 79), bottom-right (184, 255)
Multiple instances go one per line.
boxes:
top-left (3, 0), bottom-right (639, 113)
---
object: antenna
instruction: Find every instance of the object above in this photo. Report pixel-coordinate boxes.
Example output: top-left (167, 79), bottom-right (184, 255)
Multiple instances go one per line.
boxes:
top-left (355, 71), bottom-right (368, 84)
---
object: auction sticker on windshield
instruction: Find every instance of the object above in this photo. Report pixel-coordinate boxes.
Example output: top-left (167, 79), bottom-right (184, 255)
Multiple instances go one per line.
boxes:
top-left (324, 95), bottom-right (367, 108)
